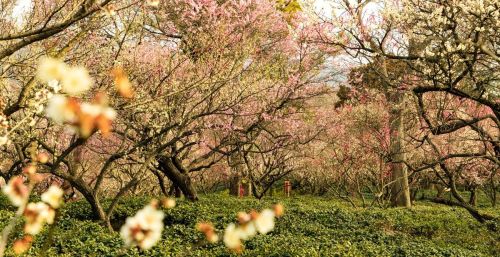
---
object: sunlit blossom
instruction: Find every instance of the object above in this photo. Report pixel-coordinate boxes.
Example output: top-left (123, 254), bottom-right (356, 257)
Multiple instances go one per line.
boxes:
top-left (237, 212), bottom-right (251, 224)
top-left (196, 222), bottom-right (218, 243)
top-left (45, 94), bottom-right (116, 137)
top-left (0, 136), bottom-right (9, 146)
top-left (2, 176), bottom-right (28, 207)
top-left (161, 197), bottom-right (176, 209)
top-left (111, 67), bottom-right (134, 98)
top-left (80, 102), bottom-right (103, 117)
top-left (12, 236), bottom-right (33, 255)
top-left (45, 95), bottom-right (77, 124)
top-left (102, 107), bottom-right (117, 120)
top-left (103, 5), bottom-right (116, 16)
top-left (37, 152), bottom-right (49, 164)
top-left (24, 202), bottom-right (55, 235)
top-left (273, 204), bottom-right (284, 217)
top-left (60, 67), bottom-right (93, 96)
top-left (237, 222), bottom-right (256, 240)
top-left (37, 57), bottom-right (68, 83)
top-left (221, 207), bottom-right (281, 252)
top-left (80, 103), bottom-right (117, 137)
top-left (22, 165), bottom-right (36, 175)
top-left (146, 0), bottom-right (160, 7)
top-left (223, 223), bottom-right (241, 251)
top-left (120, 204), bottom-right (164, 250)
top-left (41, 185), bottom-right (64, 209)
top-left (253, 209), bottom-right (275, 234)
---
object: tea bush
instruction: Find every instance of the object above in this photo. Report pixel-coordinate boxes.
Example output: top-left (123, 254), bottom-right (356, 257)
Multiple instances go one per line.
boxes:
top-left (1, 194), bottom-right (498, 256)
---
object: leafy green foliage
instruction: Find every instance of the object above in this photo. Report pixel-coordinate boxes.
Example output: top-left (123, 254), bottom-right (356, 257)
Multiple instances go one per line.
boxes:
top-left (1, 194), bottom-right (498, 256)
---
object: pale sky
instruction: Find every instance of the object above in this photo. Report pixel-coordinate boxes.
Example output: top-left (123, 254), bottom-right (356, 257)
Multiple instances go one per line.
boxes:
top-left (12, 0), bottom-right (32, 27)
top-left (313, 0), bottom-right (333, 17)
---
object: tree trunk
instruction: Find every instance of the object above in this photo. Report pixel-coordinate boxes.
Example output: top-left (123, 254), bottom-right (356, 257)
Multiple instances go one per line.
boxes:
top-left (151, 168), bottom-right (169, 196)
top-left (388, 92), bottom-right (411, 208)
top-left (229, 175), bottom-right (241, 196)
top-left (70, 178), bottom-right (112, 230)
top-left (493, 186), bottom-right (497, 207)
top-left (168, 186), bottom-right (182, 198)
top-left (429, 197), bottom-right (495, 224)
top-left (157, 155), bottom-right (198, 201)
top-left (469, 188), bottom-right (477, 207)
top-left (251, 182), bottom-right (265, 200)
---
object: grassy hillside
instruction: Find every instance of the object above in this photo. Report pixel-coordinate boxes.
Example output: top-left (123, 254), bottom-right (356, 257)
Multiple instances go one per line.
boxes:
top-left (1, 194), bottom-right (499, 256)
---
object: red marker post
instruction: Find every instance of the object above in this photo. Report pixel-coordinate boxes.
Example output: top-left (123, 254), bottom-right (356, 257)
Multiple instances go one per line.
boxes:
top-left (284, 180), bottom-right (291, 197)
top-left (239, 183), bottom-right (245, 198)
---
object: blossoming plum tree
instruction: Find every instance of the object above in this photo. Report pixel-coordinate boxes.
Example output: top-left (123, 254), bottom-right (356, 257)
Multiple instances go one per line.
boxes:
top-left (317, 0), bottom-right (499, 220)
top-left (1, 0), bottom-right (322, 234)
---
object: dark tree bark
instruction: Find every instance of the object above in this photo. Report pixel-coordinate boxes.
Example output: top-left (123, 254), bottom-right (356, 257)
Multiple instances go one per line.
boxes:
top-left (469, 188), bottom-right (477, 207)
top-left (69, 178), bottom-right (111, 230)
top-left (157, 155), bottom-right (198, 201)
top-left (168, 186), bottom-right (182, 198)
top-left (429, 197), bottom-right (495, 224)
top-left (151, 168), bottom-right (169, 196)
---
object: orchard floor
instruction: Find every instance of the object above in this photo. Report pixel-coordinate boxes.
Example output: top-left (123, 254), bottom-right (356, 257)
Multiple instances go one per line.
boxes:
top-left (1, 194), bottom-right (499, 256)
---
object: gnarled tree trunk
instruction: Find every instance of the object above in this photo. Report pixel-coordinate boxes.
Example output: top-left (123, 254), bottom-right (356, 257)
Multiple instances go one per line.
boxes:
top-left (157, 155), bottom-right (198, 201)
top-left (69, 178), bottom-right (111, 230)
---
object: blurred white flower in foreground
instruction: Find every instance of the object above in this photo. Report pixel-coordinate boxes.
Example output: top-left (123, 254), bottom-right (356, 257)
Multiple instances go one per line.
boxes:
top-left (45, 94), bottom-right (116, 137)
top-left (46, 94), bottom-right (77, 124)
top-left (41, 185), bottom-right (64, 209)
top-left (196, 222), bottom-right (218, 243)
top-left (221, 204), bottom-right (283, 251)
top-left (37, 57), bottom-right (93, 96)
top-left (81, 103), bottom-right (116, 120)
top-left (120, 204), bottom-right (164, 250)
top-left (61, 67), bottom-right (93, 96)
top-left (237, 222), bottom-right (256, 240)
top-left (223, 223), bottom-right (241, 250)
top-left (37, 57), bottom-right (68, 83)
top-left (2, 176), bottom-right (28, 207)
top-left (38, 57), bottom-right (118, 137)
top-left (24, 202), bottom-right (55, 235)
top-left (254, 209), bottom-right (275, 234)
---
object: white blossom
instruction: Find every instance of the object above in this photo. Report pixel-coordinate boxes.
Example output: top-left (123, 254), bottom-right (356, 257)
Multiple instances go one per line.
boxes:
top-left (237, 222), bottom-right (256, 240)
top-left (254, 209), bottom-right (275, 234)
top-left (146, 0), bottom-right (160, 7)
top-left (80, 103), bottom-right (103, 117)
top-left (120, 204), bottom-right (164, 250)
top-left (45, 95), bottom-right (76, 124)
top-left (0, 136), bottom-right (9, 146)
top-left (48, 80), bottom-right (62, 93)
top-left (60, 67), bottom-right (93, 96)
top-left (24, 202), bottom-right (55, 235)
top-left (37, 57), bottom-right (68, 83)
top-left (41, 186), bottom-right (64, 209)
top-left (223, 223), bottom-right (241, 250)
top-left (2, 176), bottom-right (28, 207)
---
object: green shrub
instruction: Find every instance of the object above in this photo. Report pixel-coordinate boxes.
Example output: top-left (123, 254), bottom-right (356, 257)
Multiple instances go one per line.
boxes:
top-left (2, 194), bottom-right (498, 256)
